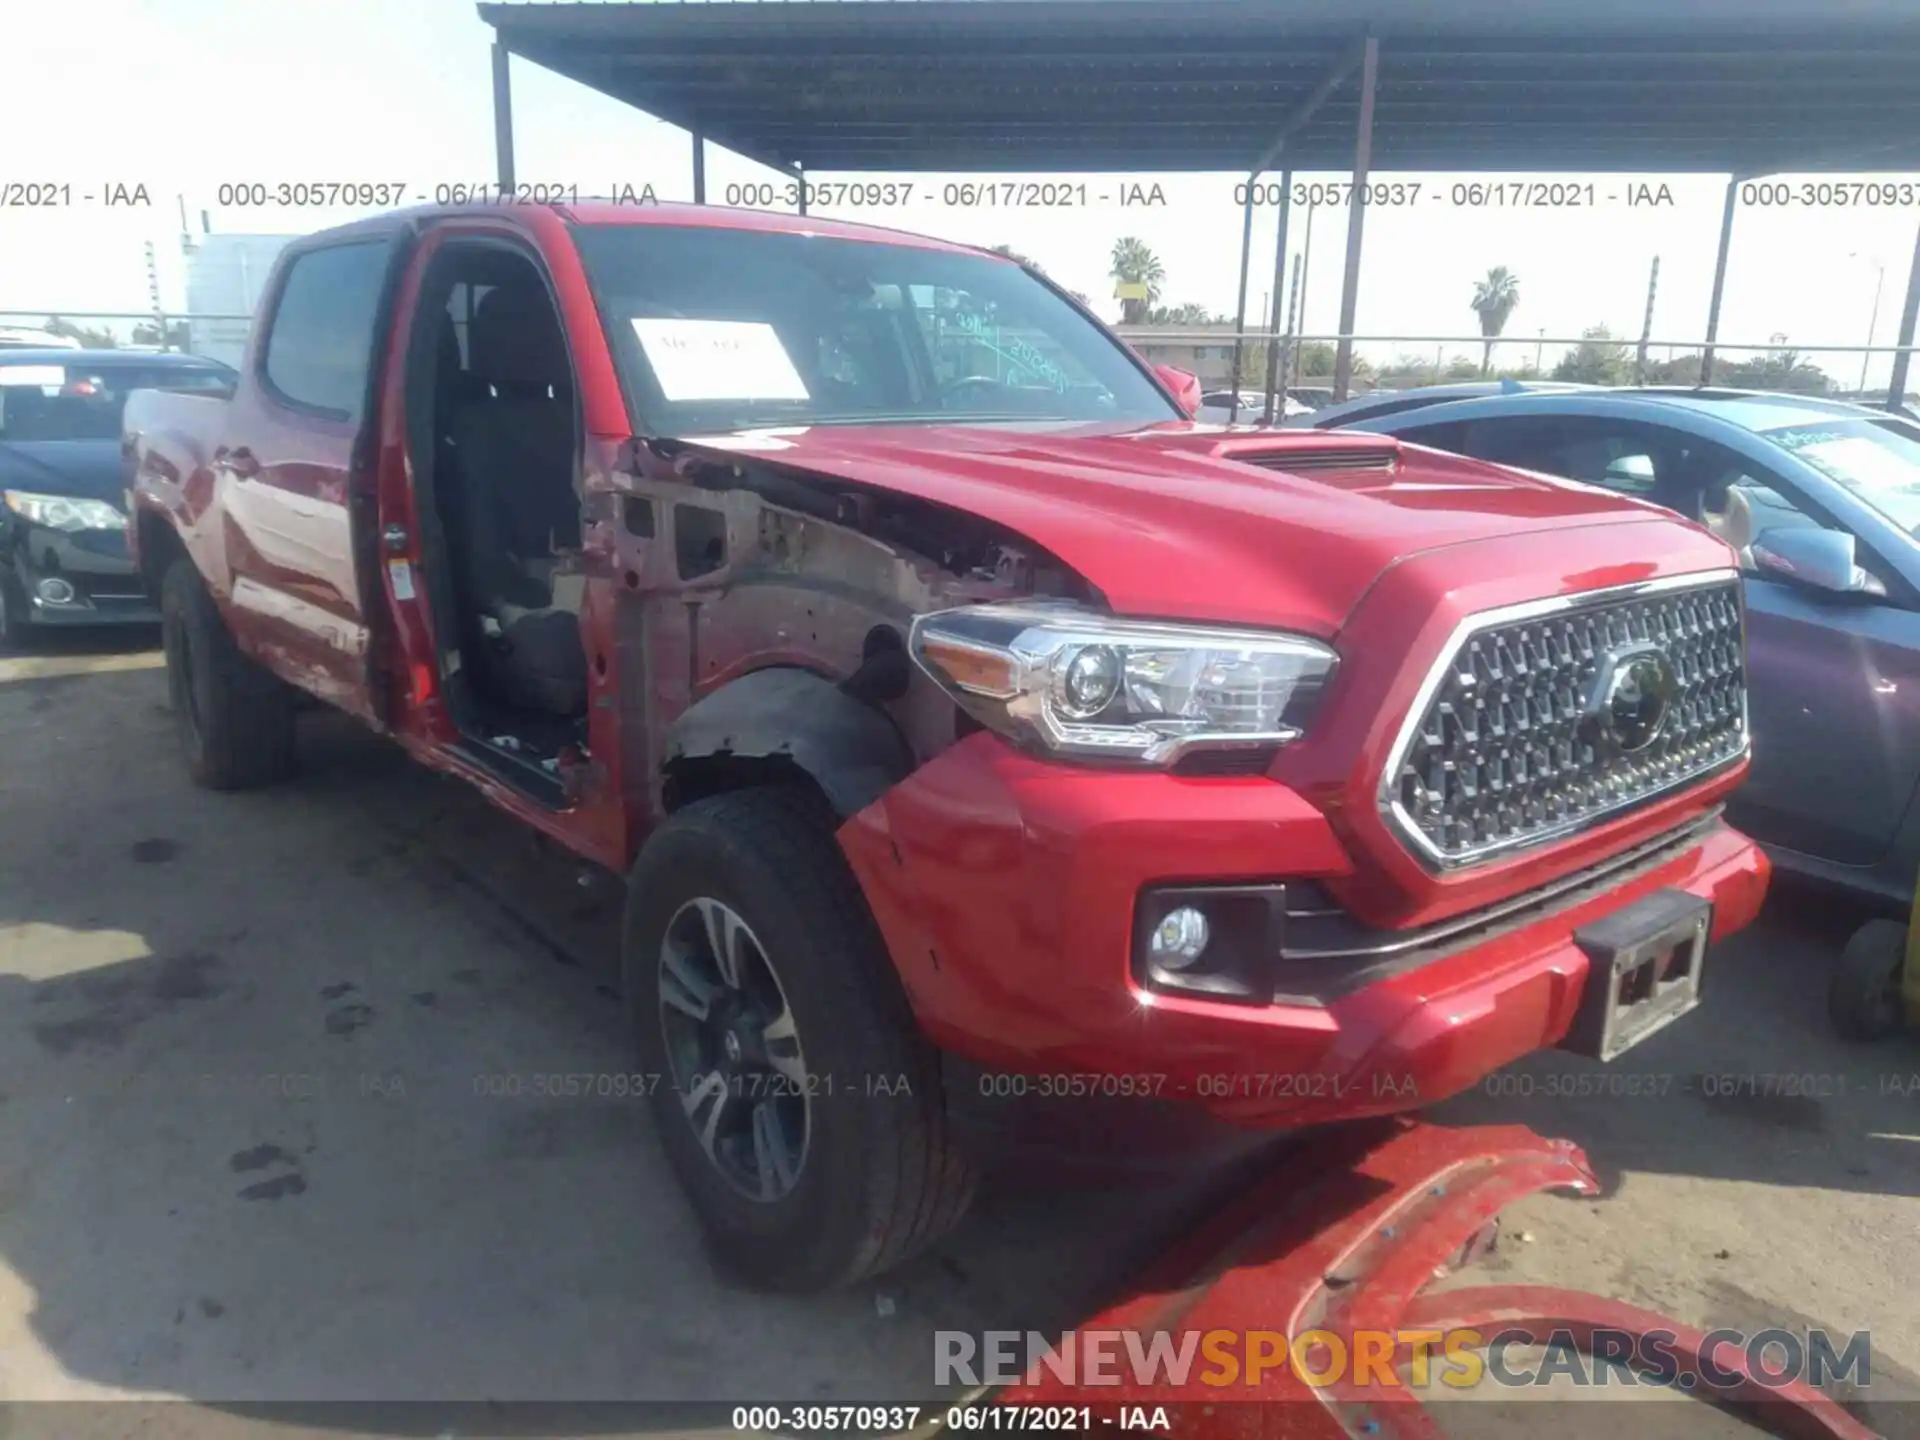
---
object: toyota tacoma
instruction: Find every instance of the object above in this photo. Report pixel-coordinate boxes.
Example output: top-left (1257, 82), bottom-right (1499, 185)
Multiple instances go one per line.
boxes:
top-left (125, 201), bottom-right (1767, 1291)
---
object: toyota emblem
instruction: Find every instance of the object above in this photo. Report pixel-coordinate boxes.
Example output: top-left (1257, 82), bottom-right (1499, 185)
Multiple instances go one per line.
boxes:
top-left (1590, 644), bottom-right (1678, 754)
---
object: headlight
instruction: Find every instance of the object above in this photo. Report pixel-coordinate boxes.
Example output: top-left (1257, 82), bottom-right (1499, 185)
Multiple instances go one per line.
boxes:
top-left (3, 491), bottom-right (123, 532)
top-left (909, 602), bottom-right (1338, 767)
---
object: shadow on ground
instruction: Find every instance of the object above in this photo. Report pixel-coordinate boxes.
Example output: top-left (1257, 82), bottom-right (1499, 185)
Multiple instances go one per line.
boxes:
top-left (1433, 874), bottom-right (1920, 1202)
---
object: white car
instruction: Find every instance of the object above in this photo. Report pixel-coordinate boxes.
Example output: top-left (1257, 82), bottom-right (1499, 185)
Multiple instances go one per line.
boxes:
top-left (0, 329), bottom-right (82, 351)
top-left (1197, 389), bottom-right (1315, 425)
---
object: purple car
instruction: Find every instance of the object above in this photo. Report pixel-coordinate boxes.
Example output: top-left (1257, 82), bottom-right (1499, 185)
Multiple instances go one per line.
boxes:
top-left (1337, 386), bottom-right (1920, 910)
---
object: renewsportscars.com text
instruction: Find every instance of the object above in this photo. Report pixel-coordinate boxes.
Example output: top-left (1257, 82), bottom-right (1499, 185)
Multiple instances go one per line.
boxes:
top-left (935, 1327), bottom-right (1871, 1392)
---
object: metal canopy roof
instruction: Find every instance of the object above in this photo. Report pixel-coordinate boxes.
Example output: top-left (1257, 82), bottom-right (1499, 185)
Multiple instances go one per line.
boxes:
top-left (479, 0), bottom-right (1920, 175)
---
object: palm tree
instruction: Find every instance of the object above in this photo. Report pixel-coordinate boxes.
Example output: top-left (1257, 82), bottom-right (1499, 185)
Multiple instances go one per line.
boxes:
top-left (1470, 267), bottom-right (1521, 376)
top-left (990, 243), bottom-right (1040, 271)
top-left (1110, 237), bottom-right (1165, 324)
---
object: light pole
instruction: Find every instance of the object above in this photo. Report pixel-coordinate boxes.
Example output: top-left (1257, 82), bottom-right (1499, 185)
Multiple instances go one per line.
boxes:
top-left (1851, 251), bottom-right (1887, 397)
top-left (1534, 329), bottom-right (1544, 374)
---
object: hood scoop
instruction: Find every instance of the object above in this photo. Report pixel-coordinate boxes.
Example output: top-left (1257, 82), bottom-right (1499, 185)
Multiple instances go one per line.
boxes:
top-left (1220, 440), bottom-right (1400, 476)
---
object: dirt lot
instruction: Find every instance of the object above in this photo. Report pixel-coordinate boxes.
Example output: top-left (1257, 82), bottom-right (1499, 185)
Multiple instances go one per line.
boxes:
top-left (2, 631), bottom-right (1917, 1433)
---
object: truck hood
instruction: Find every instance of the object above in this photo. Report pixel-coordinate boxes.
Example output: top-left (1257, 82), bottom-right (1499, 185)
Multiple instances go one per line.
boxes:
top-left (674, 421), bottom-right (1683, 636)
top-left (0, 440), bottom-right (124, 503)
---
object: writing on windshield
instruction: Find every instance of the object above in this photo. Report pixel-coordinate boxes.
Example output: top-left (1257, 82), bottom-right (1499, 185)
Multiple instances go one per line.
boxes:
top-left (948, 309), bottom-right (1071, 394)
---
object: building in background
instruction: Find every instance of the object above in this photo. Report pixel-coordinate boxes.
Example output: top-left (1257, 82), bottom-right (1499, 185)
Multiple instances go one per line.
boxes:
top-left (183, 232), bottom-right (291, 369)
top-left (1117, 323), bottom-right (1243, 388)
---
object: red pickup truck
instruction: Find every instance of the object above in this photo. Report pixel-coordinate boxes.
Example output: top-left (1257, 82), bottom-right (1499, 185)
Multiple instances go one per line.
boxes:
top-left (126, 201), bottom-right (1768, 1291)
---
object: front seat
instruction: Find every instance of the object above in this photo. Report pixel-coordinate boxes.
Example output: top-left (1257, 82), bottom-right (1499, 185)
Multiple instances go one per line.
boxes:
top-left (447, 283), bottom-right (587, 716)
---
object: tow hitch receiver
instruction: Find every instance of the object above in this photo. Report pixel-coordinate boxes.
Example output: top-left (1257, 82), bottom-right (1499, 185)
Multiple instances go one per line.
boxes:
top-left (993, 1121), bottom-right (1876, 1439)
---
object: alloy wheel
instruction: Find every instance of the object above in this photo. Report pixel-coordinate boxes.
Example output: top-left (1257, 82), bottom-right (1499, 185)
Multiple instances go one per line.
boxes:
top-left (657, 897), bottom-right (811, 1202)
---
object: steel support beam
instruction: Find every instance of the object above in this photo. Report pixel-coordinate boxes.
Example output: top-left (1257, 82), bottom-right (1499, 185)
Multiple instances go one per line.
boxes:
top-left (1700, 176), bottom-right (1739, 386)
top-left (491, 41), bottom-right (516, 194)
top-left (1228, 194), bottom-right (1258, 422)
top-left (1260, 172), bottom-right (1294, 425)
top-left (1886, 220), bottom-right (1920, 411)
top-left (1281, 251), bottom-right (1305, 389)
top-left (692, 132), bottom-right (706, 204)
top-left (1251, 39), bottom-right (1368, 171)
top-left (1227, 38), bottom-right (1366, 426)
top-left (1634, 255), bottom-right (1661, 385)
top-left (1292, 202), bottom-right (1317, 387)
top-left (1331, 33), bottom-right (1378, 404)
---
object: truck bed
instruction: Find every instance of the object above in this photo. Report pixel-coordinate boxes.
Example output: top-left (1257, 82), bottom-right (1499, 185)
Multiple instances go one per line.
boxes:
top-left (123, 387), bottom-right (233, 578)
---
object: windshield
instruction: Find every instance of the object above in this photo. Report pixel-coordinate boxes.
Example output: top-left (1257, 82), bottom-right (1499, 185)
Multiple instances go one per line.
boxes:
top-left (1766, 417), bottom-right (1920, 534)
top-left (573, 224), bottom-right (1177, 432)
top-left (0, 361), bottom-right (234, 442)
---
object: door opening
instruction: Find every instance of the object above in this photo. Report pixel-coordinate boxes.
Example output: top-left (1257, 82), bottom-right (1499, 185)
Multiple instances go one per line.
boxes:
top-left (411, 244), bottom-right (589, 796)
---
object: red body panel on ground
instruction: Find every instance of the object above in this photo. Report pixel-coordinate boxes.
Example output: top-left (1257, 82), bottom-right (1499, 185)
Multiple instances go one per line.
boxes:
top-left (996, 1121), bottom-right (1875, 1439)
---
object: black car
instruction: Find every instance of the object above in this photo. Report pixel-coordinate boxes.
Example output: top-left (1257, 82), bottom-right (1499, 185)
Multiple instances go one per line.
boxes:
top-left (0, 349), bottom-right (234, 645)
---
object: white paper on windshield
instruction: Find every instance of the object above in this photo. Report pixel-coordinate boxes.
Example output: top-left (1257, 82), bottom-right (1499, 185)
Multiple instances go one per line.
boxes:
top-left (682, 431), bottom-right (805, 452)
top-left (1796, 436), bottom-right (1917, 495)
top-left (630, 319), bottom-right (809, 403)
top-left (0, 366), bottom-right (66, 388)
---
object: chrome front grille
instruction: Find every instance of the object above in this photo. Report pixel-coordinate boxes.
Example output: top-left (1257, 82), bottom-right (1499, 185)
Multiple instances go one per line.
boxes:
top-left (1381, 573), bottom-right (1747, 869)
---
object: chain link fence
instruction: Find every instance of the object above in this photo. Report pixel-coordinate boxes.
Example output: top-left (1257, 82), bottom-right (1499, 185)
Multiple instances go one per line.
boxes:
top-left (4, 312), bottom-right (1915, 411)
top-left (1113, 329), bottom-right (1920, 409)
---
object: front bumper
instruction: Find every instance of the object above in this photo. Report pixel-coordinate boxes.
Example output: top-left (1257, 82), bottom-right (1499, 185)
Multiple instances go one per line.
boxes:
top-left (7, 524), bottom-right (157, 627)
top-left (838, 733), bottom-right (1769, 1128)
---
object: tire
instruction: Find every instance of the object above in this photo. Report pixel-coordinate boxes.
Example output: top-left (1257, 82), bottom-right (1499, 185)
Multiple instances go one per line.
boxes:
top-left (1828, 918), bottom-right (1909, 1042)
top-left (622, 786), bottom-right (977, 1291)
top-left (160, 560), bottom-right (297, 790)
top-left (0, 572), bottom-right (32, 651)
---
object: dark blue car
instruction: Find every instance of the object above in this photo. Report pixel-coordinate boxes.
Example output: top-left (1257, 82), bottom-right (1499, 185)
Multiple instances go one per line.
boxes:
top-left (1332, 387), bottom-right (1920, 908)
top-left (0, 349), bottom-right (234, 646)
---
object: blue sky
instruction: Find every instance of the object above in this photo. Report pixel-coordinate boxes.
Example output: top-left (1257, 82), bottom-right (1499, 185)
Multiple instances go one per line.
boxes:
top-left (6, 0), bottom-right (1918, 383)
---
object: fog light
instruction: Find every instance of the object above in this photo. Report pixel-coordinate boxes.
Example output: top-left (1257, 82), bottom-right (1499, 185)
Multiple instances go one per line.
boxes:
top-left (35, 577), bottom-right (75, 605)
top-left (1148, 906), bottom-right (1210, 971)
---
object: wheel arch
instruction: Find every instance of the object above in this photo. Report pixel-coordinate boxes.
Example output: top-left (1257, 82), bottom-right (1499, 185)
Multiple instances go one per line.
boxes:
top-left (660, 666), bottom-right (915, 821)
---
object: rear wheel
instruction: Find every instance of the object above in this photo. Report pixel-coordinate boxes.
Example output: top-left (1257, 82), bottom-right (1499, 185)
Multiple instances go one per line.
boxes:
top-left (622, 786), bottom-right (977, 1291)
top-left (1828, 918), bottom-right (1909, 1042)
top-left (161, 560), bottom-right (297, 790)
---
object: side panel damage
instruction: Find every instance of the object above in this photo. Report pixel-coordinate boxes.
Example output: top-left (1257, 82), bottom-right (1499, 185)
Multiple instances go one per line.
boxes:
top-left (599, 440), bottom-right (1095, 827)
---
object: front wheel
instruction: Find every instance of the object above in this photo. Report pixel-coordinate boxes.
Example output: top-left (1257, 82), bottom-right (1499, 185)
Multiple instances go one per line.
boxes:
top-left (161, 560), bottom-right (297, 790)
top-left (0, 572), bottom-right (32, 651)
top-left (622, 786), bottom-right (977, 1291)
top-left (1829, 919), bottom-right (1909, 1042)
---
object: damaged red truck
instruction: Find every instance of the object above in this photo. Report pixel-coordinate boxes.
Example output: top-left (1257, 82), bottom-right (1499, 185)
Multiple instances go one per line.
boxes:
top-left (124, 201), bottom-right (1768, 1291)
